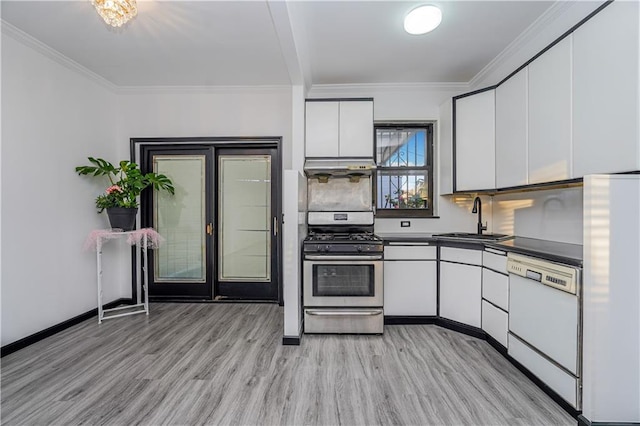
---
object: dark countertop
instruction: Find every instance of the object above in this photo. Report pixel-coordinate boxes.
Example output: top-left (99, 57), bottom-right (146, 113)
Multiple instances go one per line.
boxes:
top-left (378, 233), bottom-right (583, 267)
top-left (486, 237), bottom-right (583, 267)
top-left (377, 233), bottom-right (438, 242)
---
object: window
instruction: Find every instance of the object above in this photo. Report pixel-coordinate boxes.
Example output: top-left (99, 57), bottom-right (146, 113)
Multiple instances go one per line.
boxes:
top-left (375, 123), bottom-right (435, 217)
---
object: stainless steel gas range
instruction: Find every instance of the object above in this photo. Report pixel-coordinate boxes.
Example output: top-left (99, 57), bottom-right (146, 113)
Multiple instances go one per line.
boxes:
top-left (302, 158), bottom-right (383, 334)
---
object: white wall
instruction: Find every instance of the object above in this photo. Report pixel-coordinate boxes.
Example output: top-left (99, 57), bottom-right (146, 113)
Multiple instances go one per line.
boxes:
top-left (492, 187), bottom-right (583, 244)
top-left (116, 86), bottom-right (293, 168)
top-left (1, 33), bottom-right (122, 346)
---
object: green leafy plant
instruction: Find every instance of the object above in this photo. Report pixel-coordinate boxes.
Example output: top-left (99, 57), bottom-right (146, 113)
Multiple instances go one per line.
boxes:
top-left (75, 157), bottom-right (175, 213)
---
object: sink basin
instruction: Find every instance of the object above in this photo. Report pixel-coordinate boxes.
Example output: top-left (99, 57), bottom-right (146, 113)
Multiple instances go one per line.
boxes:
top-left (434, 232), bottom-right (512, 241)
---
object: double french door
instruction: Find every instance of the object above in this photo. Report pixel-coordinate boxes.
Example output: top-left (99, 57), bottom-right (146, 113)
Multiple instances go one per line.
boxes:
top-left (141, 144), bottom-right (279, 301)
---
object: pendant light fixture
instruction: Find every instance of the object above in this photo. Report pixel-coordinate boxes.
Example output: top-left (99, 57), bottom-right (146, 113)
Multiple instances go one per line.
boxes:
top-left (404, 5), bottom-right (442, 35)
top-left (93, 0), bottom-right (138, 28)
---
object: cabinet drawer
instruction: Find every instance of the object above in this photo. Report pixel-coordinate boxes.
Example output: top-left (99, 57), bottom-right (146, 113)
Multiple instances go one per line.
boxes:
top-left (482, 300), bottom-right (508, 348)
top-left (384, 245), bottom-right (436, 260)
top-left (482, 268), bottom-right (509, 311)
top-left (483, 250), bottom-right (507, 273)
top-left (441, 247), bottom-right (482, 266)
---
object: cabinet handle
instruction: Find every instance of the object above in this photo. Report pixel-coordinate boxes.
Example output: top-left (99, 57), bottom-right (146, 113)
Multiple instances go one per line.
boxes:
top-left (273, 217), bottom-right (278, 236)
top-left (206, 223), bottom-right (213, 235)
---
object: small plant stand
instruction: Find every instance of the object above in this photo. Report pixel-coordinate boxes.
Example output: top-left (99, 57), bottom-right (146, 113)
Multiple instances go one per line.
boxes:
top-left (87, 229), bottom-right (162, 324)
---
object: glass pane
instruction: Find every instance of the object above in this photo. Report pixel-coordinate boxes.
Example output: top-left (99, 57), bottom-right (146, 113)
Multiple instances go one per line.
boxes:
top-left (154, 156), bottom-right (206, 282)
top-left (313, 265), bottom-right (374, 297)
top-left (376, 128), bottom-right (427, 167)
top-left (219, 155), bottom-right (271, 281)
top-left (377, 170), bottom-right (430, 210)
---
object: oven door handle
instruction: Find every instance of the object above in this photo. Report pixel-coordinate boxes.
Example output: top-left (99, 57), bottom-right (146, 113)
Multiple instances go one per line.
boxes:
top-left (306, 309), bottom-right (383, 316)
top-left (304, 255), bottom-right (382, 261)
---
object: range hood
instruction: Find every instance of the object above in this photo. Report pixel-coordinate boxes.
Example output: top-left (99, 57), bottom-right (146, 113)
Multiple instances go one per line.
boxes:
top-left (303, 158), bottom-right (376, 179)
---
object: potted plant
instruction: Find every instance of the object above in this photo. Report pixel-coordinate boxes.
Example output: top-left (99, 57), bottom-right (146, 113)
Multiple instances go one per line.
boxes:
top-left (75, 157), bottom-right (175, 231)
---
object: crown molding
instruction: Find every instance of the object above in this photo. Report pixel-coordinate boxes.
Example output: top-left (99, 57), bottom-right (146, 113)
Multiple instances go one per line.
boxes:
top-left (1, 20), bottom-right (118, 93)
top-left (468, 0), bottom-right (576, 89)
top-left (115, 85), bottom-right (293, 95)
top-left (1, 20), bottom-right (291, 96)
top-left (309, 82), bottom-right (470, 96)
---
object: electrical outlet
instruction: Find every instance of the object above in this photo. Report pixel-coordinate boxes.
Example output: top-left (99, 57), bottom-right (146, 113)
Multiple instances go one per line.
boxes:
top-left (400, 221), bottom-right (411, 228)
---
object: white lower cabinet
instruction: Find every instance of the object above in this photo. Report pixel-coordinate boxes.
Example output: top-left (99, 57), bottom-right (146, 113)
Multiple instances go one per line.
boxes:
top-left (481, 301), bottom-right (508, 347)
top-left (439, 261), bottom-right (482, 327)
top-left (482, 268), bottom-right (509, 311)
top-left (384, 260), bottom-right (437, 316)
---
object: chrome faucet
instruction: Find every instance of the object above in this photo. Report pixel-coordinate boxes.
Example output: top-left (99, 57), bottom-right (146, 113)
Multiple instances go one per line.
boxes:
top-left (472, 196), bottom-right (488, 235)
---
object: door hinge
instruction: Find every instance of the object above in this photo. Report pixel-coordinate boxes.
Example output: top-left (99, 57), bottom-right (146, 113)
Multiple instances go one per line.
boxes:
top-left (206, 223), bottom-right (213, 235)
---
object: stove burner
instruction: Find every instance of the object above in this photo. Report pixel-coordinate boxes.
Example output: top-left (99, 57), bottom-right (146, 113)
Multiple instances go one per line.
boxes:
top-left (349, 233), bottom-right (375, 241)
top-left (306, 232), bottom-right (379, 242)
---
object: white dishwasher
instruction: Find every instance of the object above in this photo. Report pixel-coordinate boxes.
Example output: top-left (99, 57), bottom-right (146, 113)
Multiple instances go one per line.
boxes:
top-left (507, 252), bottom-right (582, 410)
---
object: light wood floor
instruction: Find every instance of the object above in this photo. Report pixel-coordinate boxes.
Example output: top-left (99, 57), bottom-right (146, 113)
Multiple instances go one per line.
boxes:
top-left (1, 303), bottom-right (574, 425)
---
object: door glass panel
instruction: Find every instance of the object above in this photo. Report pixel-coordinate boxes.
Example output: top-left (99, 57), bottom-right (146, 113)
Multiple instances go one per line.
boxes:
top-left (219, 155), bottom-right (271, 281)
top-left (313, 265), bottom-right (374, 297)
top-left (154, 156), bottom-right (206, 282)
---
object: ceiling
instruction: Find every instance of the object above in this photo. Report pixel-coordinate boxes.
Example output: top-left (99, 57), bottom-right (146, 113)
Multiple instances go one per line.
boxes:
top-left (1, 0), bottom-right (556, 88)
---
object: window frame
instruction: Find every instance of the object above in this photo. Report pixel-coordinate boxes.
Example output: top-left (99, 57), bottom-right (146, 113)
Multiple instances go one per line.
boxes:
top-left (374, 122), bottom-right (436, 218)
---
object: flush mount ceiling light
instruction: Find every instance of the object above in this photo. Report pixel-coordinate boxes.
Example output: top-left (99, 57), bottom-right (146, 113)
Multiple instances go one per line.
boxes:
top-left (92, 0), bottom-right (138, 28)
top-left (404, 5), bottom-right (442, 35)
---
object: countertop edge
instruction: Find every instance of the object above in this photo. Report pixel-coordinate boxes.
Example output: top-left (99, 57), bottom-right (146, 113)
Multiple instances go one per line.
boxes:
top-left (378, 234), bottom-right (583, 267)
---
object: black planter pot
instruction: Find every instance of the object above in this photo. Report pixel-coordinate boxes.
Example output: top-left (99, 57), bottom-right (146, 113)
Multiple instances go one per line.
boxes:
top-left (106, 207), bottom-right (138, 231)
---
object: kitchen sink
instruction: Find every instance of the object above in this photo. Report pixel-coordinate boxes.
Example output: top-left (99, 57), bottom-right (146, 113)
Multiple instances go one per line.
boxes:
top-left (434, 232), bottom-right (513, 241)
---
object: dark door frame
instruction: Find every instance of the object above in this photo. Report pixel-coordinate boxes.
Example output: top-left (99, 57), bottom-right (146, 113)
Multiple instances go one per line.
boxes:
top-left (130, 137), bottom-right (284, 305)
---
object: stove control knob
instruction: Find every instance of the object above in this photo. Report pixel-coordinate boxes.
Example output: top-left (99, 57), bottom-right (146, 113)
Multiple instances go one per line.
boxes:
top-left (324, 245), bottom-right (331, 253)
top-left (357, 245), bottom-right (363, 252)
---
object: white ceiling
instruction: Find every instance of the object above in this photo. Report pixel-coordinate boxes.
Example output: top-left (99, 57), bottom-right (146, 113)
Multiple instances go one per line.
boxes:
top-left (1, 0), bottom-right (556, 88)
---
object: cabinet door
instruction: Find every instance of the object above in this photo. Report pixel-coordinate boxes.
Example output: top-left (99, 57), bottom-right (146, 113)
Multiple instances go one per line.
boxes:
top-left (528, 36), bottom-right (572, 184)
top-left (305, 101), bottom-right (339, 157)
top-left (384, 261), bottom-right (437, 316)
top-left (495, 68), bottom-right (528, 188)
top-left (339, 101), bottom-right (374, 157)
top-left (482, 300), bottom-right (508, 348)
top-left (440, 261), bottom-right (482, 327)
top-left (573, 1), bottom-right (640, 177)
top-left (454, 90), bottom-right (496, 191)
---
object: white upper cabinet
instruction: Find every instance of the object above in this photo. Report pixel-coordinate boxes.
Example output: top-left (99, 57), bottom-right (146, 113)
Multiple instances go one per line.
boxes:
top-left (338, 101), bottom-right (374, 157)
top-left (305, 100), bottom-right (373, 158)
top-left (305, 101), bottom-right (340, 157)
top-left (496, 68), bottom-right (528, 188)
top-left (572, 1), bottom-right (640, 177)
top-left (528, 36), bottom-right (572, 184)
top-left (454, 89), bottom-right (496, 191)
